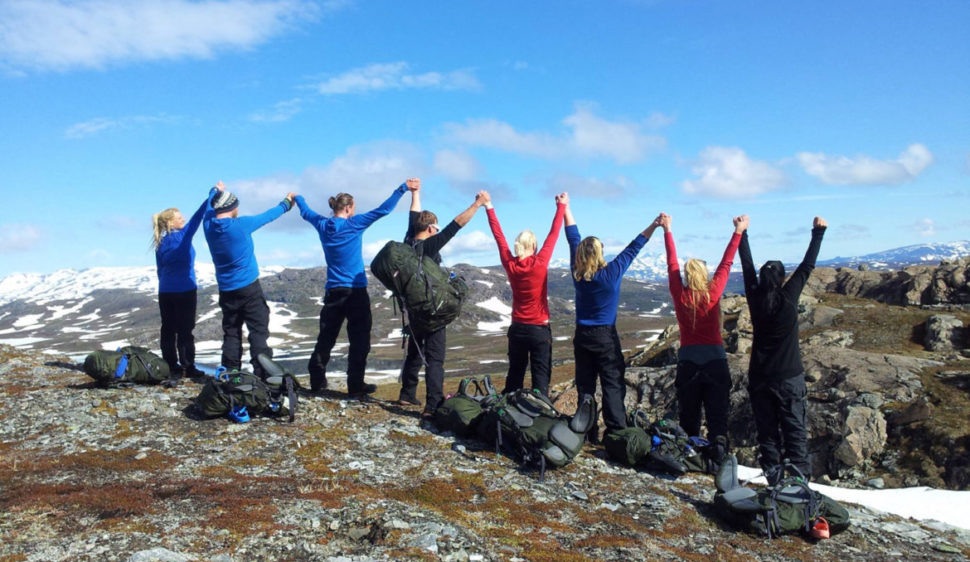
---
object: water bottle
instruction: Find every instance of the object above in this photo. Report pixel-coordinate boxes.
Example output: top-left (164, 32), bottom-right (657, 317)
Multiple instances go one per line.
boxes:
top-left (651, 435), bottom-right (662, 450)
top-left (113, 355), bottom-right (129, 379)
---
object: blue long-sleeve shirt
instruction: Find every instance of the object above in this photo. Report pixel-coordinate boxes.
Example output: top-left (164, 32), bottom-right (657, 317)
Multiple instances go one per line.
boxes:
top-left (155, 199), bottom-right (206, 293)
top-left (296, 184), bottom-right (406, 289)
top-left (566, 224), bottom-right (648, 326)
top-left (203, 188), bottom-right (291, 292)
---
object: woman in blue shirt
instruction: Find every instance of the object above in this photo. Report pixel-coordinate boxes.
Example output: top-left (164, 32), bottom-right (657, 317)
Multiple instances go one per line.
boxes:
top-left (564, 200), bottom-right (660, 440)
top-left (295, 178), bottom-right (418, 395)
top-left (152, 199), bottom-right (206, 378)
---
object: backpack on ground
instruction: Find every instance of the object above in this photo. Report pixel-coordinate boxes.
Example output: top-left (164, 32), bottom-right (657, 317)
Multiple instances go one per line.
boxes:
top-left (194, 354), bottom-right (298, 422)
top-left (434, 375), bottom-right (500, 436)
top-left (370, 240), bottom-right (469, 334)
top-left (477, 390), bottom-right (597, 481)
top-left (713, 455), bottom-right (850, 539)
top-left (83, 346), bottom-right (170, 388)
top-left (603, 412), bottom-right (715, 475)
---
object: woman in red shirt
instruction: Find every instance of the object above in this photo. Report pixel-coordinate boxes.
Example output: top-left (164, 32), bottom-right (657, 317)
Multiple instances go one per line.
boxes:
top-left (660, 212), bottom-right (748, 457)
top-left (483, 191), bottom-right (566, 396)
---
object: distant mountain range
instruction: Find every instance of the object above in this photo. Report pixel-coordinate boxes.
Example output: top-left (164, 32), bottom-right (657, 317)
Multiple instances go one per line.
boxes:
top-left (817, 241), bottom-right (970, 270)
top-left (0, 239), bottom-right (965, 379)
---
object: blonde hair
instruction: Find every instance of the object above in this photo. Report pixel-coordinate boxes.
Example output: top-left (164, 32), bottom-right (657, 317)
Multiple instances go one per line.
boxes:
top-left (683, 258), bottom-right (712, 326)
top-left (514, 230), bottom-right (537, 257)
top-left (151, 208), bottom-right (180, 249)
top-left (573, 237), bottom-right (607, 281)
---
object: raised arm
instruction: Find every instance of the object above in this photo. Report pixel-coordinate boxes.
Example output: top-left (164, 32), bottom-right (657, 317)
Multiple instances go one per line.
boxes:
top-left (452, 192), bottom-right (486, 228)
top-left (350, 180), bottom-right (410, 229)
top-left (180, 198), bottom-right (207, 244)
top-left (708, 215), bottom-right (747, 300)
top-left (409, 179), bottom-right (421, 212)
top-left (239, 194), bottom-right (294, 233)
top-left (483, 192), bottom-right (514, 265)
top-left (294, 195), bottom-right (325, 228)
top-left (660, 213), bottom-right (683, 298)
top-left (535, 193), bottom-right (567, 264)
top-left (784, 216), bottom-right (827, 297)
top-left (739, 219), bottom-right (758, 295)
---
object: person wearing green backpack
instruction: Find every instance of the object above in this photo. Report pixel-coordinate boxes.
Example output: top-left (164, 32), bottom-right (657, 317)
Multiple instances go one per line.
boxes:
top-left (397, 184), bottom-right (487, 418)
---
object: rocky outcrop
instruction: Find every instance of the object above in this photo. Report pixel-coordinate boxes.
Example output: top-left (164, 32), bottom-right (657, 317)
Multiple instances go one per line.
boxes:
top-left (808, 257), bottom-right (970, 306)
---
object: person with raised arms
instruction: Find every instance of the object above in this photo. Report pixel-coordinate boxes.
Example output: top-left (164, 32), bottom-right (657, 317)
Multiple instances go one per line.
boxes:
top-left (151, 198), bottom-right (207, 379)
top-left (203, 181), bottom-right (295, 380)
top-left (564, 200), bottom-right (660, 441)
top-left (482, 190), bottom-right (566, 396)
top-left (397, 184), bottom-right (487, 418)
top-left (659, 212), bottom-right (747, 463)
top-left (294, 178), bottom-right (419, 396)
top-left (740, 215), bottom-right (827, 484)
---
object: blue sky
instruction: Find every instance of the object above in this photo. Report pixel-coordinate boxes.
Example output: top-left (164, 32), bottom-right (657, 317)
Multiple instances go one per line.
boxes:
top-left (1, 0), bottom-right (968, 278)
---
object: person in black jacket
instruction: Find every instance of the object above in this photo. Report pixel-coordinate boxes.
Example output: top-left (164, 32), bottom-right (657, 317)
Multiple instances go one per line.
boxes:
top-left (397, 185), bottom-right (486, 417)
top-left (739, 216), bottom-right (827, 484)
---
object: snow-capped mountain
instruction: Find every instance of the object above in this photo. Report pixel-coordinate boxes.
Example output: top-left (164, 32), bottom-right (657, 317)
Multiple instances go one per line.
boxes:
top-left (819, 241), bottom-right (970, 270)
top-left (549, 251), bottom-right (668, 281)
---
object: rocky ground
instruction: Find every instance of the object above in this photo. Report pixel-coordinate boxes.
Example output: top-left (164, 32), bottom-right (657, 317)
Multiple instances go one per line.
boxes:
top-left (2, 344), bottom-right (969, 562)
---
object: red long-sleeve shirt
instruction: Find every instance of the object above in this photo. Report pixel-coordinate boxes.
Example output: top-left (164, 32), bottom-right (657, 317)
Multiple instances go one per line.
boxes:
top-left (486, 203), bottom-right (565, 325)
top-left (665, 231), bottom-right (741, 347)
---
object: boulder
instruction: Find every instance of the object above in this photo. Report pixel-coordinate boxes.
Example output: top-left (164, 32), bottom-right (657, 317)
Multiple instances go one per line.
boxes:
top-left (834, 403), bottom-right (887, 467)
top-left (924, 314), bottom-right (965, 352)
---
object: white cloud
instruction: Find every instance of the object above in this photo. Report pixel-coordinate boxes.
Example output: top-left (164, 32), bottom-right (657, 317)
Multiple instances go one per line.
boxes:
top-left (913, 218), bottom-right (935, 237)
top-left (229, 141), bottom-right (427, 232)
top-left (546, 173), bottom-right (634, 199)
top-left (433, 149), bottom-right (483, 183)
top-left (313, 62), bottom-right (480, 95)
top-left (0, 0), bottom-right (320, 72)
top-left (681, 146), bottom-right (787, 199)
top-left (0, 224), bottom-right (44, 253)
top-left (64, 114), bottom-right (179, 139)
top-left (249, 98), bottom-right (303, 123)
top-left (362, 238), bottom-right (391, 262)
top-left (797, 144), bottom-right (933, 186)
top-left (443, 105), bottom-right (665, 164)
top-left (440, 230), bottom-right (494, 262)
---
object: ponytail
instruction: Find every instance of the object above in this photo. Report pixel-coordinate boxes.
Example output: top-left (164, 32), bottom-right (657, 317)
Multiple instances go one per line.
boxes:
top-left (151, 208), bottom-right (180, 249)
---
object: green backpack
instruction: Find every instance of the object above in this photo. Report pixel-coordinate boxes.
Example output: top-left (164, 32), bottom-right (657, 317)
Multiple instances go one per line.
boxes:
top-left (477, 390), bottom-right (597, 481)
top-left (713, 455), bottom-right (850, 539)
top-left (604, 413), bottom-right (715, 475)
top-left (195, 355), bottom-right (298, 422)
top-left (370, 240), bottom-right (469, 333)
top-left (434, 376), bottom-right (499, 436)
top-left (83, 346), bottom-right (170, 388)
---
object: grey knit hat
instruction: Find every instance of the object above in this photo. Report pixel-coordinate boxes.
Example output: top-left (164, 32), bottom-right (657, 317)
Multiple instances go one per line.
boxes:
top-left (212, 191), bottom-right (239, 213)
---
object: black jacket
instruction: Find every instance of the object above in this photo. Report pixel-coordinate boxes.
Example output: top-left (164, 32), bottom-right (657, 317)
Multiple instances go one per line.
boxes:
top-left (404, 210), bottom-right (461, 264)
top-left (739, 227), bottom-right (826, 384)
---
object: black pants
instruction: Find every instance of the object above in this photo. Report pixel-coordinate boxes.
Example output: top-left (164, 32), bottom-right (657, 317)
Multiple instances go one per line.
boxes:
top-left (675, 358), bottom-right (731, 439)
top-left (400, 326), bottom-right (446, 413)
top-left (749, 374), bottom-right (810, 479)
top-left (504, 323), bottom-right (552, 396)
top-left (218, 280), bottom-right (272, 378)
top-left (308, 287), bottom-right (372, 392)
top-left (158, 289), bottom-right (197, 373)
top-left (573, 324), bottom-right (626, 432)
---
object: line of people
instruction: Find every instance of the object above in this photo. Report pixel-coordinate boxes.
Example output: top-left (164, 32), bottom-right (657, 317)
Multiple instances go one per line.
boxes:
top-left (151, 179), bottom-right (825, 482)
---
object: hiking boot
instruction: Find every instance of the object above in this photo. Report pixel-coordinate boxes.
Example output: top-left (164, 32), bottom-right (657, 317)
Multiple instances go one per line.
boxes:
top-left (396, 396), bottom-right (422, 407)
top-left (348, 383), bottom-right (378, 397)
top-left (185, 366), bottom-right (206, 379)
